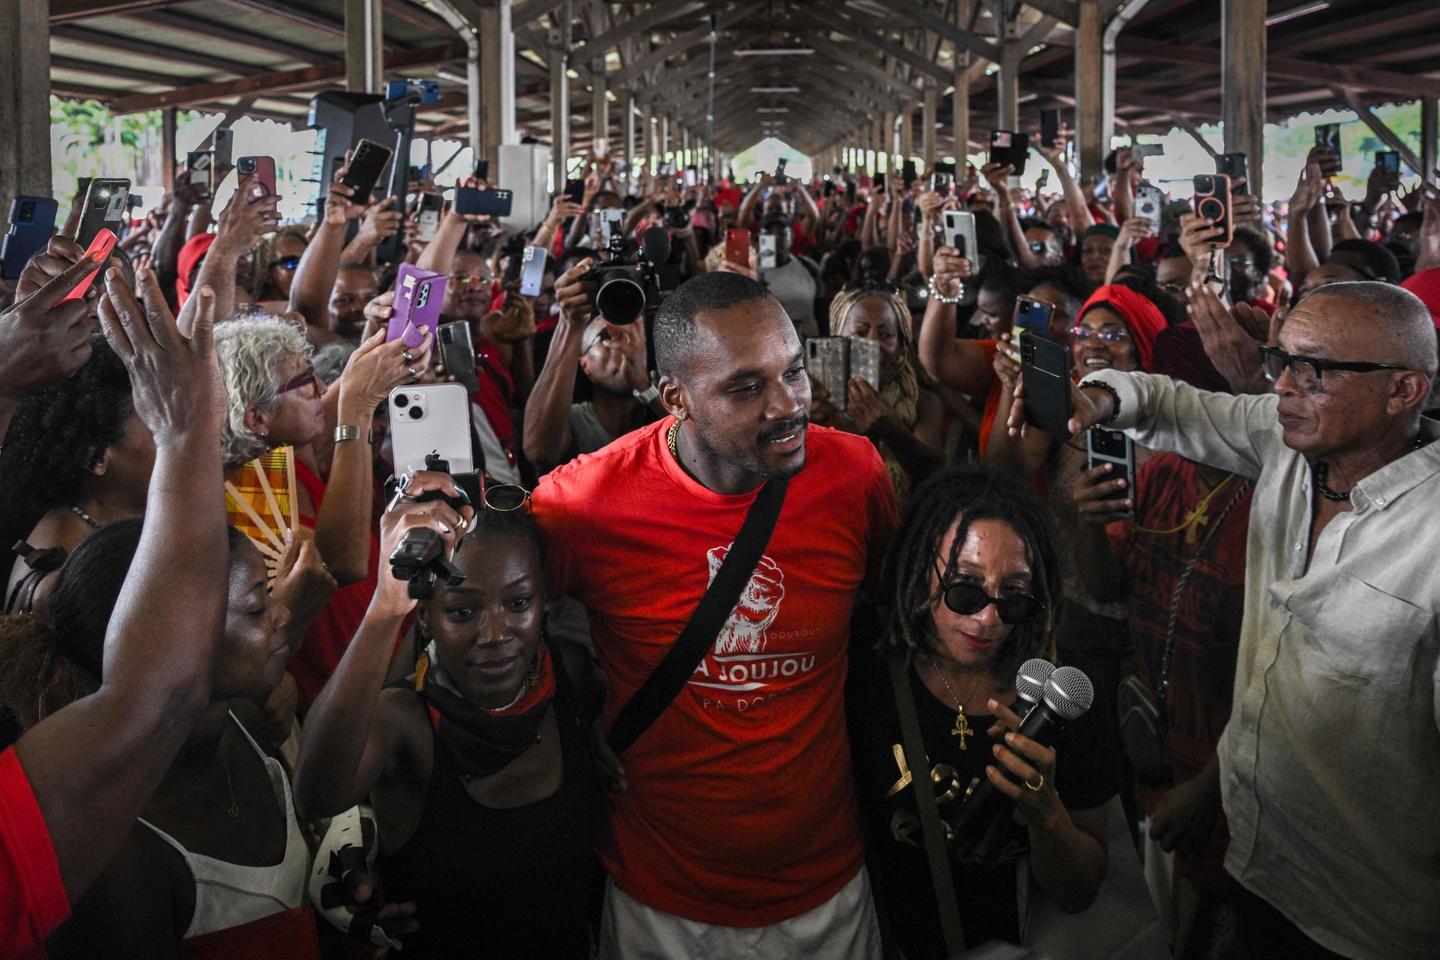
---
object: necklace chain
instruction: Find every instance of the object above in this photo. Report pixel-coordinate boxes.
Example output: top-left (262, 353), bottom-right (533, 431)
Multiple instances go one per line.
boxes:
top-left (926, 656), bottom-right (985, 750)
top-left (69, 505), bottom-right (101, 529)
top-left (1313, 435), bottom-right (1429, 504)
top-left (667, 419), bottom-right (681, 460)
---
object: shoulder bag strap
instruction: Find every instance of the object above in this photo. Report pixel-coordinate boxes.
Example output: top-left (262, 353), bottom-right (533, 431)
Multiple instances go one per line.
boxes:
top-left (607, 476), bottom-right (789, 754)
top-left (889, 654), bottom-right (966, 956)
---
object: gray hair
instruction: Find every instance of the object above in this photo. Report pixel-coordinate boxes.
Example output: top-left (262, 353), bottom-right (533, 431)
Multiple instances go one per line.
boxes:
top-left (215, 315), bottom-right (312, 469)
top-left (1299, 281), bottom-right (1438, 380)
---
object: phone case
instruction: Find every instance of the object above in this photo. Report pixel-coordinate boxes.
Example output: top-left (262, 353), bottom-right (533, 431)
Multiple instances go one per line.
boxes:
top-left (62, 229), bottom-right (116, 303)
top-left (806, 338), bottom-right (849, 411)
top-left (389, 383), bottom-right (475, 477)
top-left (438, 321), bottom-right (480, 396)
top-left (76, 179), bottom-right (130, 247)
top-left (1134, 185), bottom-right (1164, 232)
top-left (415, 193), bottom-right (443, 241)
top-left (342, 138), bottom-right (392, 201)
top-left (758, 234), bottom-right (778, 270)
top-left (1193, 174), bottom-right (1233, 246)
top-left (1086, 428), bottom-right (1136, 514)
top-left (848, 337), bottom-right (881, 394)
top-left (2, 196), bottom-right (59, 280)
top-left (236, 156), bottom-right (277, 199)
top-left (725, 229), bottom-right (750, 267)
top-left (1020, 331), bottom-right (1072, 438)
top-left (519, 245), bottom-right (547, 297)
top-left (1013, 297), bottom-right (1054, 338)
top-left (390, 264), bottom-right (447, 348)
top-left (455, 187), bottom-right (513, 218)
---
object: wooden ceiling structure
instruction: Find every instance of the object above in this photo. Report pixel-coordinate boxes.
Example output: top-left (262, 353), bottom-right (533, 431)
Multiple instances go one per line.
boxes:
top-left (14, 0), bottom-right (1440, 198)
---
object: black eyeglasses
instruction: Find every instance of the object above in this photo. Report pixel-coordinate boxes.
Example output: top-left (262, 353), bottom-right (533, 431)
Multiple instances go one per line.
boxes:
top-left (1259, 345), bottom-right (1407, 395)
top-left (941, 581), bottom-right (1044, 625)
top-left (269, 256), bottom-right (301, 271)
top-left (278, 364), bottom-right (321, 399)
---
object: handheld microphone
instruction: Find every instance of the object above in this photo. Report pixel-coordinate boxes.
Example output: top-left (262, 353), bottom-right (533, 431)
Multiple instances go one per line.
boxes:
top-left (952, 665), bottom-right (1094, 859)
top-left (1013, 658), bottom-right (1055, 724)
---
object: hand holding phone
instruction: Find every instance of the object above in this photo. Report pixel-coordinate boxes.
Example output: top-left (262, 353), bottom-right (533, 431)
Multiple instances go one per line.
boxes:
top-left (62, 229), bottom-right (116, 303)
top-left (1083, 428), bottom-right (1136, 519)
top-left (1192, 174), bottom-right (1234, 247)
top-left (725, 228), bottom-right (750, 268)
top-left (341, 139), bottom-right (394, 203)
top-left (1018, 330), bottom-right (1072, 438)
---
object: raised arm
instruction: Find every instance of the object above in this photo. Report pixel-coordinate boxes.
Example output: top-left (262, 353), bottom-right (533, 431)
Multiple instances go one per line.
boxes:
top-left (915, 191), bottom-right (943, 279)
top-left (289, 175), bottom-right (367, 331)
top-left (178, 174), bottom-right (280, 336)
top-left (1104, 218), bottom-right (1154, 285)
top-left (522, 261), bottom-right (593, 471)
top-left (791, 181), bottom-right (820, 238)
top-left (1036, 131), bottom-right (1095, 233)
top-left (1285, 163), bottom-right (1326, 287)
top-left (16, 264), bottom-right (228, 908)
top-left (916, 248), bottom-right (994, 396)
top-left (737, 176), bottom-right (768, 231)
top-left (984, 162), bottom-right (1041, 269)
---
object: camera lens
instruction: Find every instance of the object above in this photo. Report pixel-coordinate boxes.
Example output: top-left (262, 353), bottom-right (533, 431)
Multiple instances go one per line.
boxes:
top-left (393, 394), bottom-right (409, 408)
top-left (18, 202), bottom-right (34, 220)
top-left (408, 406), bottom-right (424, 420)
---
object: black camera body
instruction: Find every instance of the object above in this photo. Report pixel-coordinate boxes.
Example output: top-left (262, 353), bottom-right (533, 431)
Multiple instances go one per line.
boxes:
top-left (581, 226), bottom-right (678, 325)
top-left (386, 456), bottom-right (479, 599)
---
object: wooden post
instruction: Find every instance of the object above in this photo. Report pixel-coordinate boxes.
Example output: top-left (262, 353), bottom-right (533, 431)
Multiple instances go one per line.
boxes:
top-left (923, 83), bottom-right (938, 169)
top-left (549, 4), bottom-right (570, 183)
top-left (0, 0), bottom-right (50, 222)
top-left (161, 108), bottom-right (178, 192)
top-left (1422, 96), bottom-right (1438, 187)
top-left (1221, 0), bottom-right (1265, 200)
top-left (954, 0), bottom-right (973, 164)
top-left (625, 93), bottom-right (636, 184)
top-left (344, 0), bottom-right (384, 93)
top-left (661, 113), bottom-right (671, 161)
top-left (643, 105), bottom-right (655, 171)
top-left (478, 0), bottom-right (516, 174)
top-left (592, 63), bottom-right (608, 156)
top-left (994, 0), bottom-right (1019, 133)
top-left (901, 100), bottom-right (915, 168)
top-left (1075, 0), bottom-right (1103, 182)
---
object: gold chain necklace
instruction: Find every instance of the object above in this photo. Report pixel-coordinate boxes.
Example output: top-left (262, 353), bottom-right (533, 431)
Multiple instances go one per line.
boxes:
top-left (667, 419), bottom-right (681, 460)
top-left (926, 657), bottom-right (985, 750)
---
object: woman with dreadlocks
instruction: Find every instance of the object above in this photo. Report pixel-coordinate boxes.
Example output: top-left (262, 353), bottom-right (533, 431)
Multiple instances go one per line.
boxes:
top-left (847, 464), bottom-right (1117, 958)
top-left (293, 473), bottom-right (606, 958)
top-left (810, 284), bottom-right (945, 505)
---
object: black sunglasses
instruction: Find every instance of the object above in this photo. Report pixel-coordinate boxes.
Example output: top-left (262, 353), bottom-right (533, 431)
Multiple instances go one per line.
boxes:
top-left (941, 581), bottom-right (1044, 625)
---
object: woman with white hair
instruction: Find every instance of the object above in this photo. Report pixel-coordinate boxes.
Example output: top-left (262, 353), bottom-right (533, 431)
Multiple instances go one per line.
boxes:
top-left (215, 316), bottom-right (428, 712)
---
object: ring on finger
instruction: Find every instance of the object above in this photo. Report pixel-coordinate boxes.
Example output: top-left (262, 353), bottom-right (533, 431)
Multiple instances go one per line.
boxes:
top-left (401, 349), bottom-right (415, 364)
top-left (407, 367), bottom-right (421, 383)
top-left (1024, 773), bottom-right (1045, 792)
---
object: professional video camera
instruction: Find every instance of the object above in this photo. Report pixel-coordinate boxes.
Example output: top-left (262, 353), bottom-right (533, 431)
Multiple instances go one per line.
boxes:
top-left (581, 225), bottom-right (680, 325)
top-left (385, 455), bottom-right (477, 600)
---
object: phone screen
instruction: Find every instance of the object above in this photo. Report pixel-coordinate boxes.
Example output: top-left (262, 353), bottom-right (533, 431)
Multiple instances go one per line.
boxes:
top-left (519, 245), bottom-right (547, 298)
top-left (1377, 151), bottom-right (1400, 174)
top-left (1041, 109), bottom-right (1060, 148)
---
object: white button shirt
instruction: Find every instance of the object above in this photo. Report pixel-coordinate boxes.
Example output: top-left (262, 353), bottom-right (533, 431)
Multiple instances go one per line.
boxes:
top-left (1090, 369), bottom-right (1440, 960)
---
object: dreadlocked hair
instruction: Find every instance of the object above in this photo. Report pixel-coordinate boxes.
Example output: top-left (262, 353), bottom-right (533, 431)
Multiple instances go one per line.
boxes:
top-left (0, 519), bottom-right (249, 731)
top-left (0, 338), bottom-right (134, 552)
top-left (879, 463), bottom-right (1061, 680)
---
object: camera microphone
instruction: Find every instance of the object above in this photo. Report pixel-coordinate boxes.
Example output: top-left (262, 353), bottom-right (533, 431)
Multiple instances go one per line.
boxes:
top-left (951, 665), bottom-right (1094, 861)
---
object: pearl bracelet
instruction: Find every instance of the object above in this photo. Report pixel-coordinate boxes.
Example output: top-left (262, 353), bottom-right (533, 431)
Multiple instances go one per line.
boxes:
top-left (927, 274), bottom-right (966, 305)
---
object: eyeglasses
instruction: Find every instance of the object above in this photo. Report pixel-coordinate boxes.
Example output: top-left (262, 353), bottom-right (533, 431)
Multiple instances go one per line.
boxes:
top-left (278, 364), bottom-right (322, 399)
top-left (941, 581), bottom-right (1044, 625)
top-left (450, 274), bottom-right (491, 287)
top-left (269, 256), bottom-right (301, 271)
top-left (1259, 345), bottom-right (1407, 394)
top-left (481, 481), bottom-right (530, 512)
top-left (1070, 326), bottom-right (1131, 343)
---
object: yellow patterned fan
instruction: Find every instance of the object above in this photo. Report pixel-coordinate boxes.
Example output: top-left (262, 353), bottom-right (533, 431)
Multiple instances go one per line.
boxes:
top-left (224, 446), bottom-right (299, 584)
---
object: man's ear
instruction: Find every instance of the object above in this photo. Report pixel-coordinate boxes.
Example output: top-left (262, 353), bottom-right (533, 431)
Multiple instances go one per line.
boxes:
top-left (243, 403), bottom-right (269, 439)
top-left (1389, 370), bottom-right (1433, 416)
top-left (658, 374), bottom-right (687, 421)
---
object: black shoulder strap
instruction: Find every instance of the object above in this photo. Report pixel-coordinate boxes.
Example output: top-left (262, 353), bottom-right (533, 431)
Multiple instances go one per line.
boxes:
top-left (889, 654), bottom-right (966, 956)
top-left (607, 476), bottom-right (789, 754)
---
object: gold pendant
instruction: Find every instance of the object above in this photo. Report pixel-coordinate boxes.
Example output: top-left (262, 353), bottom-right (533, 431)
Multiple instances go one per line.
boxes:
top-left (951, 709), bottom-right (972, 750)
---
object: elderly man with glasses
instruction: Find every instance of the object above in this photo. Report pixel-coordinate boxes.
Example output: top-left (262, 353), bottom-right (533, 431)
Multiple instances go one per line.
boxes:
top-left (1008, 280), bottom-right (1440, 960)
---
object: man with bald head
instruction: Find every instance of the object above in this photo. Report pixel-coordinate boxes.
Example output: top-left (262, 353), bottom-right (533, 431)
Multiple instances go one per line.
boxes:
top-left (531, 271), bottom-right (895, 957)
top-left (1016, 282), bottom-right (1439, 959)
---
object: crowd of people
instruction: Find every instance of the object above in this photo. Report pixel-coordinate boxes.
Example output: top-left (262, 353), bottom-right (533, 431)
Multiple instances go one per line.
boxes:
top-left (0, 114), bottom-right (1438, 960)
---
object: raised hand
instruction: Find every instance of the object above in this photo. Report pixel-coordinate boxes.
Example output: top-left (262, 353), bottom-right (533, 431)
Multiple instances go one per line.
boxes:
top-left (0, 248), bottom-right (101, 406)
top-left (1071, 462), bottom-right (1133, 525)
top-left (339, 328), bottom-right (432, 416)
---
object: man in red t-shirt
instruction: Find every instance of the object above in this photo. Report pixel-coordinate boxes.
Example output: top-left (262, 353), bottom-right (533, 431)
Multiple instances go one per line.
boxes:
top-left (534, 271), bottom-right (896, 956)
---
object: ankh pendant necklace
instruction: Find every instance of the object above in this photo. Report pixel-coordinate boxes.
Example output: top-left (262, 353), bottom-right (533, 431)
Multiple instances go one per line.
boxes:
top-left (927, 657), bottom-right (985, 750)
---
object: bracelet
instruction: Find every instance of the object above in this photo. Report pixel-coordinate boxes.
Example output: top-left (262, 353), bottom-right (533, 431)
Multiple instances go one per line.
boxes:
top-left (334, 424), bottom-right (374, 444)
top-left (1077, 379), bottom-right (1122, 427)
top-left (926, 273), bottom-right (965, 305)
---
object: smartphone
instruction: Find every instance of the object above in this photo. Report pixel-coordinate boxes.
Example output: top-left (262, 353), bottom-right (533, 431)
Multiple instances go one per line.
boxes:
top-left (2, 196), bottom-right (59, 280)
top-left (942, 209), bottom-right (979, 265)
top-left (597, 207), bottom-right (625, 251)
top-left (1131, 143), bottom-right (1165, 160)
top-left (725, 228), bottom-right (750, 268)
top-left (805, 337), bottom-right (879, 411)
top-left (1086, 428), bottom-right (1136, 516)
top-left (901, 160), bottom-right (917, 189)
top-left (438, 321), bottom-right (479, 396)
top-left (1192, 173), bottom-right (1233, 246)
top-left (185, 151), bottom-right (213, 193)
top-left (454, 187), bottom-right (513, 218)
top-left (562, 178), bottom-right (585, 205)
top-left (759, 233), bottom-right (778, 271)
top-left (341, 138), bottom-right (393, 202)
top-left (874, 171), bottom-right (887, 192)
top-left (845, 180), bottom-right (857, 204)
top-left (60, 228), bottom-right (116, 303)
top-left (1036, 168), bottom-right (1050, 190)
top-left (1041, 109), bottom-right (1060, 149)
top-left (1134, 183), bottom-right (1164, 233)
top-left (389, 383), bottom-right (475, 477)
top-left (823, 181), bottom-right (836, 198)
top-left (518, 245), bottom-right (547, 298)
top-left (76, 178), bottom-right (131, 247)
top-left (236, 156), bottom-right (277, 199)
top-left (1013, 296), bottom-right (1054, 340)
top-left (389, 264), bottom-right (447, 349)
top-left (473, 159), bottom-right (490, 182)
top-left (414, 191), bottom-right (444, 242)
top-left (213, 127), bottom-right (234, 172)
top-left (1376, 150), bottom-right (1401, 175)
top-left (989, 130), bottom-right (1029, 176)
top-left (930, 161), bottom-right (957, 194)
top-left (1314, 124), bottom-right (1342, 172)
top-left (1210, 153), bottom-right (1247, 198)
top-left (774, 158), bottom-right (787, 186)
top-left (1019, 330), bottom-right (1072, 438)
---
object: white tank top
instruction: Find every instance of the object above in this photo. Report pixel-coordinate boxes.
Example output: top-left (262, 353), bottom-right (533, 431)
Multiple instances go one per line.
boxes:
top-left (140, 714), bottom-right (309, 939)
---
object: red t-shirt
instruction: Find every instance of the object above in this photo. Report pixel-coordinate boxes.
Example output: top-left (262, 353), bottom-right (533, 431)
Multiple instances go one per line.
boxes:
top-left (0, 747), bottom-right (70, 957)
top-left (533, 421), bottom-right (897, 926)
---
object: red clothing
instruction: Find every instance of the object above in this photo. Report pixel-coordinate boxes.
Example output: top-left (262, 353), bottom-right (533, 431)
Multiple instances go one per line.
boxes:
top-left (1110, 456), bottom-right (1251, 888)
top-left (0, 747), bottom-right (69, 957)
top-left (974, 339), bottom-right (1002, 458)
top-left (179, 906), bottom-right (318, 960)
top-left (533, 421), bottom-right (897, 926)
top-left (1079, 284), bottom-right (1167, 371)
top-left (290, 460), bottom-right (380, 714)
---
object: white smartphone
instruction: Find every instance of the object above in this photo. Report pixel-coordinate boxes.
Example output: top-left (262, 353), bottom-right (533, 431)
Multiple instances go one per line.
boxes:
top-left (943, 209), bottom-right (981, 274)
top-left (759, 233), bottom-right (778, 270)
top-left (388, 382), bottom-right (475, 477)
top-left (1134, 183), bottom-right (1164, 234)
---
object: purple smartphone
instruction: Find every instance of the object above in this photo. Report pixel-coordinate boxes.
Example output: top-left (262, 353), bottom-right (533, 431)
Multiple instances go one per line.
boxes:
top-left (388, 263), bottom-right (448, 349)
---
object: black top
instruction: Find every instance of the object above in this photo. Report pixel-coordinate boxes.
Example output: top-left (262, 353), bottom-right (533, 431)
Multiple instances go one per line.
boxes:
top-left (378, 686), bottom-right (604, 959)
top-left (847, 650), bottom-right (1118, 959)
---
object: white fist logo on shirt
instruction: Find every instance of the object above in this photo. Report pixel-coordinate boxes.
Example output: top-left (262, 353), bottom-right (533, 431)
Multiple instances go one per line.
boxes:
top-left (705, 546), bottom-right (785, 654)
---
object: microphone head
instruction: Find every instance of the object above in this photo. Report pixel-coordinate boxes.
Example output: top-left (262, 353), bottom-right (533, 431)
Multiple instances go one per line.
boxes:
top-left (1014, 658), bottom-right (1055, 706)
top-left (640, 226), bottom-right (671, 263)
top-left (1043, 666), bottom-right (1094, 721)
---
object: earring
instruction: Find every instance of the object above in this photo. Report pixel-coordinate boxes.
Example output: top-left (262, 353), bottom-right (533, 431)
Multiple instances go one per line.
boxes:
top-left (674, 410), bottom-right (687, 421)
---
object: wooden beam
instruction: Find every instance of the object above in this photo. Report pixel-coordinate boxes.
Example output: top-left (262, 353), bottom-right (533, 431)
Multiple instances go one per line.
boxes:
top-left (1271, 0), bottom-right (1440, 55)
top-left (610, 0), bottom-right (764, 87)
top-left (108, 41), bottom-right (466, 113)
top-left (1332, 86), bottom-right (1436, 183)
top-left (870, 0), bottom-right (1002, 65)
top-left (135, 9), bottom-right (334, 64)
top-left (576, 0), bottom-right (705, 59)
top-left (1222, 0), bottom-right (1265, 199)
top-left (49, 0), bottom-right (182, 22)
top-left (222, 0), bottom-right (348, 39)
top-left (808, 34), bottom-right (921, 103)
top-left (1074, 0), bottom-right (1102, 180)
top-left (50, 55), bottom-right (190, 87)
top-left (1423, 96), bottom-right (1438, 188)
top-left (53, 24), bottom-right (264, 76)
top-left (2, 0), bottom-right (52, 225)
top-left (954, 0), bottom-right (974, 159)
top-left (808, 10), bottom-right (952, 85)
top-left (512, 0), bottom-right (565, 26)
top-left (1172, 115), bottom-right (1218, 159)
top-left (345, 0), bottom-right (385, 93)
top-left (1022, 0), bottom-right (1077, 26)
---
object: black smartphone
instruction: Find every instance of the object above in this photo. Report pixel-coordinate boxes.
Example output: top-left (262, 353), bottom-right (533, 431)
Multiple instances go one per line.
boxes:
top-left (874, 171), bottom-right (886, 192)
top-left (989, 130), bottom-right (1029, 176)
top-left (562, 178), bottom-right (585, 204)
top-left (213, 127), bottom-right (234, 172)
top-left (1086, 428), bottom-right (1136, 516)
top-left (845, 180), bottom-right (857, 204)
top-left (1376, 150), bottom-right (1401, 175)
top-left (901, 160), bottom-right (917, 188)
top-left (774, 158), bottom-right (788, 186)
top-left (438, 321), bottom-right (479, 396)
top-left (474, 159), bottom-right (490, 182)
top-left (76, 178), bottom-right (131, 247)
top-left (1013, 296), bottom-right (1054, 340)
top-left (1215, 152), bottom-right (1248, 196)
top-left (1041, 109), bottom-right (1060, 149)
top-left (1314, 124), bottom-right (1342, 171)
top-left (823, 181), bottom-right (836, 197)
top-left (454, 187), bottom-right (513, 218)
top-left (342, 138), bottom-right (394, 202)
top-left (518, 244), bottom-right (547, 298)
top-left (1019, 330), bottom-right (1072, 438)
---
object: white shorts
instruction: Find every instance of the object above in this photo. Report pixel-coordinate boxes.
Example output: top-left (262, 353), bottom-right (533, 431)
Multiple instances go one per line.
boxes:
top-left (599, 867), bottom-right (883, 960)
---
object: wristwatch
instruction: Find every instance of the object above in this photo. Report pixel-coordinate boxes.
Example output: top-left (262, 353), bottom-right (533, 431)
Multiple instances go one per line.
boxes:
top-left (633, 383), bottom-right (661, 405)
top-left (334, 424), bottom-right (372, 443)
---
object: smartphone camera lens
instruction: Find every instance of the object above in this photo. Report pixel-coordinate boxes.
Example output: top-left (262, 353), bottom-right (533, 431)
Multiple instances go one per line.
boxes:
top-left (393, 394), bottom-right (409, 409)
top-left (408, 406), bottom-right (424, 421)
